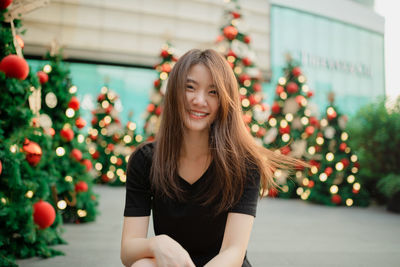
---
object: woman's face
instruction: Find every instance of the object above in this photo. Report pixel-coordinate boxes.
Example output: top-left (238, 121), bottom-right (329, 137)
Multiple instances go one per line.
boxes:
top-left (183, 63), bottom-right (219, 134)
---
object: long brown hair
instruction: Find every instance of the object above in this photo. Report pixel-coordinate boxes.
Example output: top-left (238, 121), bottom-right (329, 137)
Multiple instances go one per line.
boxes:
top-left (151, 49), bottom-right (304, 214)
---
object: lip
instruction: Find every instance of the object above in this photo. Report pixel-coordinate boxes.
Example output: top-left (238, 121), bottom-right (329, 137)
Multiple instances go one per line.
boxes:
top-left (188, 110), bottom-right (209, 119)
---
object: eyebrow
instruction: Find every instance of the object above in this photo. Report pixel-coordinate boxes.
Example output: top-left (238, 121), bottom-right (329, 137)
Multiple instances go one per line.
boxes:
top-left (186, 78), bottom-right (216, 88)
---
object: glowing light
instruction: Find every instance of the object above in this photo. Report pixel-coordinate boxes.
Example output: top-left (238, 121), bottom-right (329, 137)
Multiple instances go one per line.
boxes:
top-left (285, 113), bottom-right (293, 122)
top-left (234, 66), bottom-right (242, 74)
top-left (304, 109), bottom-right (311, 116)
top-left (308, 147), bottom-right (316, 155)
top-left (302, 85), bottom-right (309, 93)
top-left (278, 77), bottom-right (286, 85)
top-left (316, 137), bottom-right (324, 145)
top-left (56, 147), bottom-right (65, 156)
top-left (301, 189), bottom-right (310, 200)
top-left (127, 122), bottom-right (136, 131)
top-left (280, 120), bottom-right (288, 128)
top-left (101, 86), bottom-right (108, 94)
top-left (319, 173), bottom-right (328, 182)
top-left (104, 116), bottom-right (112, 124)
top-left (298, 75), bottom-right (306, 83)
top-left (351, 155), bottom-right (358, 162)
top-left (302, 178), bottom-right (309, 186)
top-left (101, 101), bottom-right (109, 109)
top-left (125, 155), bottom-right (130, 163)
top-left (282, 134), bottom-right (290, 142)
top-left (296, 171), bottom-right (303, 179)
top-left (95, 163), bottom-right (103, 171)
top-left (69, 86), bottom-right (77, 94)
top-left (345, 147), bottom-right (351, 153)
top-left (227, 56), bottom-right (235, 63)
top-left (25, 190), bottom-right (34, 198)
top-left (341, 132), bottom-right (349, 141)
top-left (10, 144), bottom-right (18, 153)
top-left (1, 198), bottom-right (6, 204)
top-left (346, 199), bottom-right (353, 206)
top-left (107, 171), bottom-right (115, 179)
top-left (77, 134), bottom-right (84, 143)
top-left (135, 135), bottom-right (143, 143)
top-left (244, 80), bottom-right (251, 87)
top-left (280, 92), bottom-right (287, 100)
top-left (336, 162), bottom-right (344, 171)
top-left (274, 170), bottom-right (282, 178)
top-left (110, 156), bottom-right (117, 164)
top-left (65, 176), bottom-right (73, 182)
top-left (116, 169), bottom-right (124, 176)
top-left (327, 107), bottom-right (335, 115)
top-left (347, 175), bottom-right (355, 183)
top-left (330, 185), bottom-right (339, 194)
top-left (43, 64), bottom-right (52, 73)
top-left (242, 99), bottom-right (250, 107)
top-left (123, 135), bottom-right (132, 143)
top-left (160, 72), bottom-right (168, 80)
top-left (99, 120), bottom-right (105, 128)
top-left (57, 200), bottom-right (67, 210)
top-left (239, 88), bottom-right (247, 95)
top-left (101, 128), bottom-right (107, 135)
top-left (77, 209), bottom-right (87, 217)
top-left (120, 174), bottom-right (127, 183)
top-left (301, 117), bottom-right (309, 125)
top-left (107, 91), bottom-right (116, 100)
top-left (282, 185), bottom-right (289, 192)
top-left (320, 119), bottom-right (328, 127)
top-left (269, 118), bottom-right (277, 127)
top-left (326, 152), bottom-right (334, 161)
top-left (311, 166), bottom-right (318, 174)
top-left (251, 124), bottom-right (260, 133)
top-left (66, 108), bottom-right (75, 118)
top-left (353, 183), bottom-right (361, 191)
top-left (296, 187), bottom-right (304, 195)
top-left (351, 167), bottom-right (358, 174)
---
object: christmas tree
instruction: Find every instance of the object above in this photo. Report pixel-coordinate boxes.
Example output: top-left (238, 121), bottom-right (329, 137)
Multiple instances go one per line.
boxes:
top-left (143, 42), bottom-right (177, 140)
top-left (299, 93), bottom-right (370, 206)
top-left (215, 0), bottom-right (269, 146)
top-left (38, 45), bottom-right (99, 223)
top-left (88, 86), bottom-right (131, 185)
top-left (0, 4), bottom-right (64, 266)
top-left (264, 56), bottom-right (317, 198)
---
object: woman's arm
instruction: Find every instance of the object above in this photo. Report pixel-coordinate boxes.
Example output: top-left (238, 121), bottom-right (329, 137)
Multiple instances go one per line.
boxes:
top-left (205, 212), bottom-right (255, 267)
top-left (121, 216), bottom-right (196, 267)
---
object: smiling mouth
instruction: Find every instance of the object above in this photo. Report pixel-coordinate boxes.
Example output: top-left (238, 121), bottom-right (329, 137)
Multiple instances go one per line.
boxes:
top-left (189, 110), bottom-right (209, 119)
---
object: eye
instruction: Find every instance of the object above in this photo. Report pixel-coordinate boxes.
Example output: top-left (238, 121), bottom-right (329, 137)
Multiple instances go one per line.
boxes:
top-left (209, 90), bottom-right (218, 95)
top-left (186, 84), bottom-right (195, 90)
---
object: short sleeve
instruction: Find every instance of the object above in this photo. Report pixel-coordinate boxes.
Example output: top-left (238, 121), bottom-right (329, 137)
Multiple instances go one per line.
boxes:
top-left (229, 167), bottom-right (260, 217)
top-left (123, 143), bottom-right (153, 217)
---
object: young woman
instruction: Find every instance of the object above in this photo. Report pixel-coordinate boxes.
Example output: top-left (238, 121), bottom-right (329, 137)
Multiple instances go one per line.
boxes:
top-left (121, 49), bottom-right (301, 267)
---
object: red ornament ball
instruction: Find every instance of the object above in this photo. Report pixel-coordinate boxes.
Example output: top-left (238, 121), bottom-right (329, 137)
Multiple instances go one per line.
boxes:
top-left (253, 83), bottom-right (262, 92)
top-left (308, 180), bottom-right (315, 188)
top-left (97, 94), bottom-right (106, 102)
top-left (248, 95), bottom-right (258, 105)
top-left (91, 150), bottom-right (100, 160)
top-left (268, 187), bottom-right (278, 197)
top-left (307, 91), bottom-right (314, 98)
top-left (341, 158), bottom-right (350, 168)
top-left (305, 126), bottom-right (315, 136)
top-left (0, 54), bottom-right (29, 80)
top-left (227, 50), bottom-right (236, 58)
top-left (295, 95), bottom-right (305, 105)
top-left (155, 106), bottom-right (162, 116)
top-left (75, 117), bottom-right (86, 129)
top-left (75, 181), bottom-right (88, 193)
top-left (309, 116), bottom-right (319, 127)
top-left (286, 82), bottom-right (299, 94)
top-left (276, 85), bottom-right (284, 95)
top-left (160, 50), bottom-right (169, 58)
top-left (239, 74), bottom-right (251, 83)
top-left (70, 148), bottom-right (82, 161)
top-left (33, 200), bottom-right (56, 229)
top-left (279, 125), bottom-right (290, 135)
top-left (22, 139), bottom-right (42, 166)
top-left (101, 174), bottom-right (110, 183)
top-left (243, 35), bottom-right (251, 44)
top-left (324, 167), bottom-right (333, 176)
top-left (280, 146), bottom-right (291, 155)
top-left (161, 63), bottom-right (171, 73)
top-left (37, 71), bottom-right (48, 84)
top-left (60, 128), bottom-right (74, 142)
top-left (91, 117), bottom-right (98, 126)
top-left (82, 159), bottom-right (92, 171)
top-left (242, 57), bottom-right (251, 66)
top-left (68, 96), bottom-right (80, 111)
top-left (331, 194), bottom-right (342, 205)
top-left (231, 11), bottom-right (241, 19)
top-left (107, 143), bottom-right (114, 151)
top-left (256, 127), bottom-right (266, 138)
top-left (147, 103), bottom-right (155, 113)
top-left (292, 66), bottom-right (302, 77)
top-left (154, 79), bottom-right (160, 88)
top-left (243, 114), bottom-right (252, 124)
top-left (339, 143), bottom-right (347, 151)
top-left (0, 0), bottom-right (13, 10)
top-left (223, 26), bottom-right (238, 40)
top-left (271, 102), bottom-right (280, 114)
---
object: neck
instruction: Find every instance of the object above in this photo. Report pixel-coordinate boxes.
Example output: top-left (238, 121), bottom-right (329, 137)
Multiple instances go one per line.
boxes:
top-left (181, 129), bottom-right (210, 160)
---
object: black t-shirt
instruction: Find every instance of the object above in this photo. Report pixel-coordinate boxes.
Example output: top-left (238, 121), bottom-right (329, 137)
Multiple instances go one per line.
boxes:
top-left (124, 142), bottom-right (260, 267)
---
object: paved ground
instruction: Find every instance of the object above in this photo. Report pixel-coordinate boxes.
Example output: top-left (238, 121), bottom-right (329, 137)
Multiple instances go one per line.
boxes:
top-left (17, 185), bottom-right (400, 267)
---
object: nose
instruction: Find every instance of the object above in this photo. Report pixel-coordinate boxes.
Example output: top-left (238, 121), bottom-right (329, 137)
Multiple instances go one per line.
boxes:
top-left (192, 91), bottom-right (207, 106)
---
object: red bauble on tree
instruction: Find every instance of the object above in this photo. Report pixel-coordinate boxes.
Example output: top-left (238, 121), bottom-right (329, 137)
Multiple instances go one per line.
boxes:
top-left (155, 106), bottom-right (162, 116)
top-left (0, 0), bottom-right (13, 10)
top-left (292, 67), bottom-right (302, 77)
top-left (271, 102), bottom-right (280, 114)
top-left (239, 74), bottom-right (250, 83)
top-left (75, 181), bottom-right (88, 193)
top-left (223, 25), bottom-right (238, 40)
top-left (280, 146), bottom-right (291, 155)
top-left (339, 143), bottom-right (347, 151)
top-left (68, 96), bottom-right (80, 110)
top-left (276, 85), bottom-right (284, 95)
top-left (0, 54), bottom-right (29, 80)
top-left (161, 63), bottom-right (171, 73)
top-left (268, 187), bottom-right (278, 197)
top-left (253, 83), bottom-right (262, 92)
top-left (75, 117), bottom-right (86, 129)
top-left (33, 200), bottom-right (56, 229)
top-left (22, 139), bottom-right (42, 166)
top-left (242, 57), bottom-right (251, 66)
top-left (154, 79), bottom-right (160, 88)
top-left (324, 167), bottom-right (333, 176)
top-left (147, 103), bottom-right (155, 113)
top-left (37, 71), bottom-right (48, 84)
top-left (231, 11), bottom-right (241, 19)
top-left (160, 50), bottom-right (169, 58)
top-left (286, 82), bottom-right (299, 94)
top-left (331, 194), bottom-right (342, 205)
top-left (60, 128), bottom-right (74, 142)
top-left (91, 150), bottom-right (99, 159)
top-left (305, 126), bottom-right (315, 136)
top-left (243, 35), bottom-right (251, 44)
top-left (82, 159), bottom-right (92, 171)
top-left (70, 148), bottom-right (82, 161)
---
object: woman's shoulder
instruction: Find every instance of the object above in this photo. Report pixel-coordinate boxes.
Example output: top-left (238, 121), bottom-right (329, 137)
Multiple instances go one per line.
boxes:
top-left (129, 141), bottom-right (156, 166)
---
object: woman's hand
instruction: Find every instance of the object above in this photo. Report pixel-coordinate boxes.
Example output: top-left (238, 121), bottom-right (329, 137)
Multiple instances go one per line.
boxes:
top-left (149, 234), bottom-right (196, 267)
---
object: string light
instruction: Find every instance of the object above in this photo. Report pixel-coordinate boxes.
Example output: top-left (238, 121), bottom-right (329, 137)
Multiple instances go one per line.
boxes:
top-left (278, 77), bottom-right (286, 85)
top-left (56, 147), bottom-right (65, 156)
top-left (319, 173), bottom-right (328, 182)
top-left (10, 144), bottom-right (18, 153)
top-left (43, 64), bottom-right (52, 73)
top-left (302, 85), bottom-right (309, 93)
top-left (269, 118), bottom-right (277, 127)
top-left (298, 75), bottom-right (306, 83)
top-left (280, 92), bottom-right (287, 100)
top-left (302, 178), bottom-right (309, 186)
top-left (101, 101), bottom-right (109, 109)
top-left (341, 132), bottom-right (348, 141)
top-left (311, 166), bottom-right (318, 174)
top-left (127, 122), bottom-right (136, 131)
top-left (110, 156), bottom-right (117, 164)
top-left (99, 120), bottom-right (105, 127)
top-left (326, 152), bottom-right (334, 161)
top-left (316, 137), bottom-right (324, 145)
top-left (320, 119), bottom-right (328, 127)
top-left (301, 117), bottom-right (309, 125)
top-left (244, 80), bottom-right (251, 87)
top-left (327, 107), bottom-right (335, 115)
top-left (95, 163), bottom-right (103, 171)
top-left (77, 209), bottom-right (87, 217)
top-left (347, 175), bottom-right (355, 183)
top-left (125, 155), bottom-right (130, 163)
top-left (65, 176), bottom-right (73, 182)
top-left (123, 135), bottom-right (132, 143)
top-left (101, 86), bottom-right (108, 94)
top-left (251, 124), bottom-right (260, 133)
top-left (335, 162), bottom-right (344, 171)
top-left (77, 134), bottom-right (84, 143)
top-left (345, 147), bottom-right (351, 153)
top-left (239, 87), bottom-right (247, 95)
top-left (25, 190), bottom-right (34, 198)
top-left (351, 155), bottom-right (358, 162)
top-left (282, 134), bottom-right (290, 142)
top-left (104, 116), bottom-right (112, 124)
top-left (65, 108), bottom-right (75, 118)
top-left (296, 187), bottom-right (304, 195)
top-left (120, 174), bottom-right (127, 183)
top-left (135, 135), bottom-right (143, 143)
top-left (353, 183), bottom-right (361, 191)
top-left (57, 200), bottom-right (67, 210)
top-left (242, 99), bottom-right (250, 107)
top-left (280, 120), bottom-right (288, 128)
top-left (304, 109), bottom-right (311, 116)
top-left (116, 169), bottom-right (124, 176)
top-left (1, 198), bottom-right (7, 204)
top-left (346, 199), bottom-right (353, 206)
top-left (160, 72), bottom-right (168, 80)
top-left (234, 66), bottom-right (242, 74)
top-left (69, 86), bottom-right (77, 94)
top-left (351, 167), bottom-right (358, 174)
top-left (301, 189), bottom-right (310, 200)
top-left (107, 171), bottom-right (115, 179)
top-left (330, 185), bottom-right (339, 194)
top-left (308, 147), bottom-right (316, 155)
top-left (285, 113), bottom-right (293, 122)
top-left (101, 128), bottom-right (107, 135)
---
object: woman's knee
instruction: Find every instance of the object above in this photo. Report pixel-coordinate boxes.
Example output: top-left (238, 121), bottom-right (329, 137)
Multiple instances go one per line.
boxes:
top-left (131, 258), bottom-right (157, 267)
